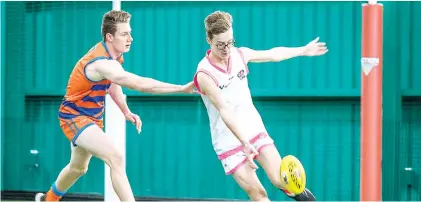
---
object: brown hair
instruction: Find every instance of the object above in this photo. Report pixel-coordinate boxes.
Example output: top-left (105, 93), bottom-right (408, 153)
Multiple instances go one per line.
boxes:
top-left (101, 10), bottom-right (132, 41)
top-left (204, 11), bottom-right (233, 40)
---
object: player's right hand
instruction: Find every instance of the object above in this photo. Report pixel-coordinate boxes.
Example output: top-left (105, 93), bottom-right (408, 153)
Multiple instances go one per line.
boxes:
top-left (124, 112), bottom-right (142, 134)
top-left (243, 142), bottom-right (259, 169)
top-left (181, 81), bottom-right (196, 94)
top-left (303, 37), bottom-right (328, 56)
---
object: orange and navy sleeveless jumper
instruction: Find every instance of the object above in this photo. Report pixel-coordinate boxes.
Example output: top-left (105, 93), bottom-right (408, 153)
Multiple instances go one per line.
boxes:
top-left (58, 41), bottom-right (124, 146)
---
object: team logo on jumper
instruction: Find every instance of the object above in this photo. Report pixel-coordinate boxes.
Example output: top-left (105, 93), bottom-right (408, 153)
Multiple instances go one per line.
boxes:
top-left (219, 76), bottom-right (235, 90)
top-left (237, 70), bottom-right (245, 80)
top-left (219, 82), bottom-right (231, 90)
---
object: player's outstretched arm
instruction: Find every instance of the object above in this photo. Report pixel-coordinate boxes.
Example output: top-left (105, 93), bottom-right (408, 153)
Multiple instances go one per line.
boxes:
top-left (91, 59), bottom-right (195, 94)
top-left (239, 37), bottom-right (328, 64)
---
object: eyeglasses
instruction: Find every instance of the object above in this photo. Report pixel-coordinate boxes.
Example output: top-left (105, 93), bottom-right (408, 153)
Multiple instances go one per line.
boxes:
top-left (214, 40), bottom-right (236, 50)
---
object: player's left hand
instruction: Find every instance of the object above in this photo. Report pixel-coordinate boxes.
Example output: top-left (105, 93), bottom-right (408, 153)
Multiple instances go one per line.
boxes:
top-left (303, 37), bottom-right (328, 56)
top-left (124, 112), bottom-right (142, 134)
top-left (243, 142), bottom-right (259, 170)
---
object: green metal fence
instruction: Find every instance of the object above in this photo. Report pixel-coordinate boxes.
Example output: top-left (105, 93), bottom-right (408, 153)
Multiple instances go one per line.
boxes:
top-left (1, 1), bottom-right (420, 201)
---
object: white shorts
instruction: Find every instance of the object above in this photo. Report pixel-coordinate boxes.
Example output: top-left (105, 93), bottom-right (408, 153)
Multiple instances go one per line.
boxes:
top-left (218, 132), bottom-right (274, 175)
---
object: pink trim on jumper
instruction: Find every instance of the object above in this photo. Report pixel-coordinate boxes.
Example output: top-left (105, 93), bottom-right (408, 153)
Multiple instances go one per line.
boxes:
top-left (225, 140), bottom-right (275, 175)
top-left (218, 132), bottom-right (268, 160)
top-left (226, 158), bottom-right (248, 175)
top-left (253, 143), bottom-right (275, 159)
top-left (236, 48), bottom-right (249, 74)
top-left (193, 69), bottom-right (219, 95)
top-left (206, 50), bottom-right (232, 74)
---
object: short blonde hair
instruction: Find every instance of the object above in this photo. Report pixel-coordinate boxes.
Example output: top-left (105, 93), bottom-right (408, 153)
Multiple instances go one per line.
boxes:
top-left (101, 10), bottom-right (132, 41)
top-left (204, 11), bottom-right (233, 40)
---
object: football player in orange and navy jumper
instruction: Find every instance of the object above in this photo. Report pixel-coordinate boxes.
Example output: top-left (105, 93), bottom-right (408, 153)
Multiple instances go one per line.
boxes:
top-left (58, 42), bottom-right (124, 146)
top-left (35, 10), bottom-right (195, 202)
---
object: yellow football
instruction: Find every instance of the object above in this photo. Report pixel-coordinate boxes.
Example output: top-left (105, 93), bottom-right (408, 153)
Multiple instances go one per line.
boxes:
top-left (280, 155), bottom-right (306, 195)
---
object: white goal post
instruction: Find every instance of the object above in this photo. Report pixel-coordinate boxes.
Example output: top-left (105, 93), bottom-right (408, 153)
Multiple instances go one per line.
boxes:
top-left (104, 93), bottom-right (126, 202)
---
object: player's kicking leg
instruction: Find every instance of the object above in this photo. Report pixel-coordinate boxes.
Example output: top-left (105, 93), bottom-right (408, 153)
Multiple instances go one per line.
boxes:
top-left (35, 143), bottom-right (92, 201)
top-left (255, 145), bottom-right (316, 201)
top-left (221, 151), bottom-right (269, 201)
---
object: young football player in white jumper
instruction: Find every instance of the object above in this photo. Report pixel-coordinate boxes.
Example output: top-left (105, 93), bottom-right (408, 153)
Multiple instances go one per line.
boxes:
top-left (193, 11), bottom-right (328, 202)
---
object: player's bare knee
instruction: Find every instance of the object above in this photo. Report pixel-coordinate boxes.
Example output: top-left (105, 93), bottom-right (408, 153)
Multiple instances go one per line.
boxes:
top-left (103, 150), bottom-right (124, 171)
